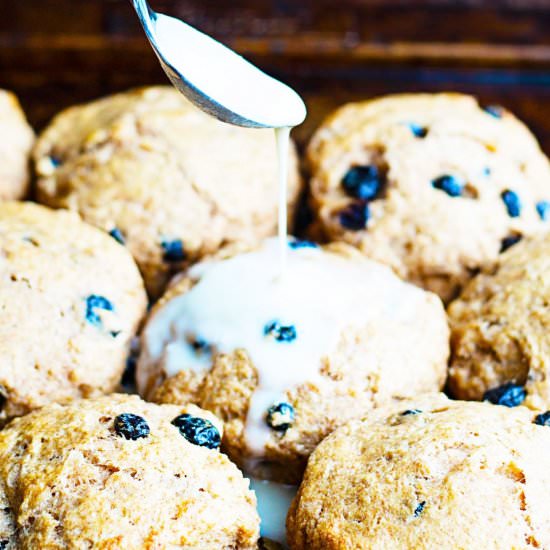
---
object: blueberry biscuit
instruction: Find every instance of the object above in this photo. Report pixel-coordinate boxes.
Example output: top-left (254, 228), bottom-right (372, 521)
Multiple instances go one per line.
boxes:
top-left (287, 393), bottom-right (550, 549)
top-left (33, 86), bottom-right (302, 298)
top-left (307, 93), bottom-right (550, 302)
top-left (0, 90), bottom-right (34, 199)
top-left (0, 394), bottom-right (259, 549)
top-left (137, 238), bottom-right (449, 484)
top-left (0, 201), bottom-right (147, 421)
top-left (448, 232), bottom-right (550, 410)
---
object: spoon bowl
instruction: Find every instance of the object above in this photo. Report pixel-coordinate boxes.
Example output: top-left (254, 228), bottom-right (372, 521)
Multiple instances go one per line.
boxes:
top-left (131, 0), bottom-right (307, 128)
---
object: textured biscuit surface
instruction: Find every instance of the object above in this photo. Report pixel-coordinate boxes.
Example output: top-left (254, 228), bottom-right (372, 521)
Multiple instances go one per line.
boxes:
top-left (140, 242), bottom-right (449, 484)
top-left (0, 394), bottom-right (259, 549)
top-left (0, 201), bottom-right (147, 420)
top-left (0, 90), bottom-right (34, 199)
top-left (287, 394), bottom-right (550, 550)
top-left (308, 93), bottom-right (550, 301)
top-left (448, 233), bottom-right (550, 410)
top-left (33, 86), bottom-right (302, 297)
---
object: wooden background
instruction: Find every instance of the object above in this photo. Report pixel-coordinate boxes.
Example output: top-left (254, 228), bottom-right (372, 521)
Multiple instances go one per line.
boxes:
top-left (2, 0), bottom-right (550, 151)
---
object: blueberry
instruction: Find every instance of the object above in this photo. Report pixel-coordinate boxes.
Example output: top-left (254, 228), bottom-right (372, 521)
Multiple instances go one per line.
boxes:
top-left (500, 235), bottom-right (522, 253)
top-left (109, 227), bottom-right (125, 245)
top-left (483, 383), bottom-right (526, 407)
top-left (266, 402), bottom-right (295, 432)
top-left (85, 295), bottom-right (114, 327)
top-left (501, 190), bottom-right (522, 218)
top-left (190, 337), bottom-right (211, 354)
top-left (534, 411), bottom-right (550, 426)
top-left (401, 409), bottom-right (422, 416)
top-left (114, 413), bottom-right (150, 440)
top-left (50, 155), bottom-right (62, 167)
top-left (408, 123), bottom-right (428, 138)
top-left (288, 238), bottom-right (318, 250)
top-left (171, 414), bottom-right (221, 449)
top-left (0, 540), bottom-right (7, 550)
top-left (161, 239), bottom-right (186, 262)
top-left (536, 201), bottom-right (550, 221)
top-left (483, 167), bottom-right (492, 176)
top-left (264, 320), bottom-right (297, 343)
top-left (338, 201), bottom-right (370, 230)
top-left (432, 175), bottom-right (463, 197)
top-left (342, 165), bottom-right (384, 201)
top-left (483, 105), bottom-right (505, 119)
top-left (413, 501), bottom-right (426, 517)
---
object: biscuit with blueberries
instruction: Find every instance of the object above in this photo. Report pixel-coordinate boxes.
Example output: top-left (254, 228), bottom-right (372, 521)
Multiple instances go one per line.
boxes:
top-left (448, 232), bottom-right (550, 411)
top-left (287, 393), bottom-right (550, 549)
top-left (33, 86), bottom-right (302, 298)
top-left (0, 201), bottom-right (147, 421)
top-left (0, 394), bottom-right (259, 549)
top-left (137, 239), bottom-right (449, 484)
top-left (307, 93), bottom-right (550, 302)
top-left (0, 90), bottom-right (34, 199)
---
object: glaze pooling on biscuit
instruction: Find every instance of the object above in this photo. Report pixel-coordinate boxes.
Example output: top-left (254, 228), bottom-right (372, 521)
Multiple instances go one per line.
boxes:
top-left (138, 238), bottom-right (449, 480)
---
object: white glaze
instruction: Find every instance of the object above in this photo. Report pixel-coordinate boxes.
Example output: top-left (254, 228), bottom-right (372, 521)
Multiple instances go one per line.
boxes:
top-left (138, 238), bottom-right (425, 454)
top-left (152, 14), bottom-right (307, 128)
top-left (275, 127), bottom-right (291, 276)
top-left (249, 477), bottom-right (297, 545)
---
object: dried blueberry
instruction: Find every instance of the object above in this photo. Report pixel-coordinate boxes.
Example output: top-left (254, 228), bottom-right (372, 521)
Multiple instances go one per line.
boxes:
top-left (338, 201), bottom-right (370, 230)
top-left (536, 201), bottom-right (550, 221)
top-left (171, 414), bottom-right (221, 449)
top-left (413, 501), bottom-right (426, 517)
top-left (408, 123), bottom-right (428, 138)
top-left (534, 411), bottom-right (550, 426)
top-left (500, 235), bottom-right (522, 253)
top-left (85, 295), bottom-right (114, 327)
top-left (432, 175), bottom-right (463, 197)
top-left (161, 239), bottom-right (186, 262)
top-left (483, 383), bottom-right (526, 407)
top-left (264, 321), bottom-right (297, 343)
top-left (109, 227), bottom-right (125, 245)
top-left (288, 238), bottom-right (318, 250)
top-left (483, 105), bottom-right (505, 119)
top-left (501, 190), bottom-right (522, 218)
top-left (401, 409), bottom-right (422, 416)
top-left (50, 155), bottom-right (62, 167)
top-left (266, 402), bottom-right (295, 432)
top-left (342, 165), bottom-right (385, 201)
top-left (114, 413), bottom-right (150, 440)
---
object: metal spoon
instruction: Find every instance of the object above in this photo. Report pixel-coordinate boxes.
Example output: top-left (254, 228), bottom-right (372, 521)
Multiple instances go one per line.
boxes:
top-left (130, 0), bottom-right (307, 129)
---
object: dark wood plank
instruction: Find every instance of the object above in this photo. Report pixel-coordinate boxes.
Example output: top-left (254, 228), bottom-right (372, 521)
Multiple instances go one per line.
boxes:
top-left (2, 0), bottom-right (550, 155)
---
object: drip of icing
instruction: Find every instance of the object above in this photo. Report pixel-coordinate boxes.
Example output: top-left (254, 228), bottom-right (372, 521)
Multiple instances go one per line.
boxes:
top-left (139, 238), bottom-right (424, 455)
top-left (248, 477), bottom-right (297, 546)
top-left (275, 127), bottom-right (291, 277)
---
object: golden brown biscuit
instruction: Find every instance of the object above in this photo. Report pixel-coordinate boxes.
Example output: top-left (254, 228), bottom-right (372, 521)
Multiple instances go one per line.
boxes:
top-left (307, 93), bottom-right (550, 302)
top-left (138, 240), bottom-right (449, 484)
top-left (448, 232), bottom-right (550, 411)
top-left (287, 394), bottom-right (550, 549)
top-left (0, 201), bottom-right (147, 421)
top-left (33, 86), bottom-right (302, 298)
top-left (0, 394), bottom-right (259, 549)
top-left (0, 90), bottom-right (34, 199)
